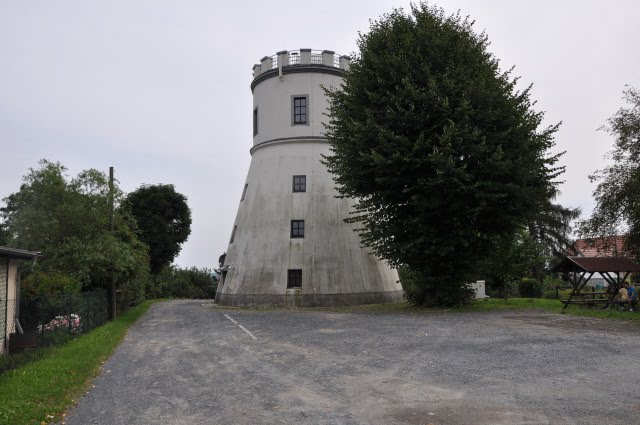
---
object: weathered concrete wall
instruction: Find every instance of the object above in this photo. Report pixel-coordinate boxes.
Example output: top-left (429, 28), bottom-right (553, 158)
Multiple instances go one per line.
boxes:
top-left (217, 50), bottom-right (403, 307)
top-left (218, 291), bottom-right (405, 307)
top-left (219, 142), bottom-right (402, 306)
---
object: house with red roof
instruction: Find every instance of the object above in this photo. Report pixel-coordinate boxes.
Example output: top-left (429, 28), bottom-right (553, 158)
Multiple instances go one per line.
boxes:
top-left (569, 235), bottom-right (628, 257)
top-left (567, 236), bottom-right (629, 288)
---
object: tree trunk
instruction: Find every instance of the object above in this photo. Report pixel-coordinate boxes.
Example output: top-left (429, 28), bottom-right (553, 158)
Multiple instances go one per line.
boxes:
top-left (420, 287), bottom-right (435, 307)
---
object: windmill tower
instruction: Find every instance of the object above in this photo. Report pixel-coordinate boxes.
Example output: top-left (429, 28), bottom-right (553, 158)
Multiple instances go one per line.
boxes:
top-left (216, 49), bottom-right (403, 307)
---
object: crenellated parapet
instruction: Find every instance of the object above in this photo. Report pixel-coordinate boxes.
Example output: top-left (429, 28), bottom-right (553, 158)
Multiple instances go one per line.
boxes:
top-left (252, 49), bottom-right (350, 79)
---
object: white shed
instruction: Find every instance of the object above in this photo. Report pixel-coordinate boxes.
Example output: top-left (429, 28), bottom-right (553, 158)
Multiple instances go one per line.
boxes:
top-left (0, 246), bottom-right (39, 355)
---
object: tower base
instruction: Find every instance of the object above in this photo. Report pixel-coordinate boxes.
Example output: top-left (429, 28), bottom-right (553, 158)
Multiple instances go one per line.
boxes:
top-left (215, 290), bottom-right (405, 308)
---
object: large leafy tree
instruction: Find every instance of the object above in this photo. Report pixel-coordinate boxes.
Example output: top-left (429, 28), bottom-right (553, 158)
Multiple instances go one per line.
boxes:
top-left (483, 228), bottom-right (546, 296)
top-left (529, 198), bottom-right (580, 260)
top-left (123, 184), bottom-right (191, 274)
top-left (580, 86), bottom-right (640, 259)
top-left (527, 195), bottom-right (580, 279)
top-left (0, 160), bottom-right (150, 301)
top-left (324, 4), bottom-right (565, 305)
top-left (483, 197), bottom-right (578, 296)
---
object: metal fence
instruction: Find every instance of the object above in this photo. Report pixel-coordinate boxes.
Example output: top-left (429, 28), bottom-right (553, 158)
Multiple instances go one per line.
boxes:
top-left (5, 289), bottom-right (108, 353)
top-left (267, 49), bottom-right (342, 70)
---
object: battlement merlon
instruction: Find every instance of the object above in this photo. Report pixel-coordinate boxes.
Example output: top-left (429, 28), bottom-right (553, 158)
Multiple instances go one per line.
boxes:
top-left (252, 49), bottom-right (351, 79)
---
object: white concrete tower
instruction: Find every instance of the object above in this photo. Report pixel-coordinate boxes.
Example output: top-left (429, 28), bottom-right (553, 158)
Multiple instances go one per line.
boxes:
top-left (216, 49), bottom-right (403, 307)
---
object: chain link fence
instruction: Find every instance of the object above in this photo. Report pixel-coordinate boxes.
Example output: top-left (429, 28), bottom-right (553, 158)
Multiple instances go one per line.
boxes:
top-left (7, 289), bottom-right (108, 353)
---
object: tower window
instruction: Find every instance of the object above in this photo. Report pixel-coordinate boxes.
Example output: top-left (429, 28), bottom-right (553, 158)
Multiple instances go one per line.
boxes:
top-left (292, 175), bottom-right (306, 192)
top-left (230, 225), bottom-right (237, 243)
top-left (287, 269), bottom-right (302, 288)
top-left (290, 220), bottom-right (304, 238)
top-left (241, 183), bottom-right (248, 201)
top-left (292, 96), bottom-right (308, 125)
top-left (253, 107), bottom-right (258, 136)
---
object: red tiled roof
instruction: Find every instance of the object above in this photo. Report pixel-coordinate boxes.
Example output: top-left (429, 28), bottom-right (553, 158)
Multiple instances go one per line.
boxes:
top-left (570, 236), bottom-right (628, 257)
top-left (552, 256), bottom-right (640, 273)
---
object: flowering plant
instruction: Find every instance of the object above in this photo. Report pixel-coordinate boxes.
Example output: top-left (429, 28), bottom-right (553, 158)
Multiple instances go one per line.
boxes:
top-left (38, 314), bottom-right (81, 333)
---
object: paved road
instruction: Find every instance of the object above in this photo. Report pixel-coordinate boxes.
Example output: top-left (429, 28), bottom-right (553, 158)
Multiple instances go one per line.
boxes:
top-left (64, 300), bottom-right (640, 425)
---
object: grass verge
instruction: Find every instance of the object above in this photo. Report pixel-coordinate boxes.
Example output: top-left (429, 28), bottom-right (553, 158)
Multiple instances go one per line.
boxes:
top-left (0, 347), bottom-right (55, 376)
top-left (0, 301), bottom-right (155, 425)
top-left (317, 297), bottom-right (640, 324)
top-left (216, 298), bottom-right (640, 325)
top-left (456, 297), bottom-right (640, 323)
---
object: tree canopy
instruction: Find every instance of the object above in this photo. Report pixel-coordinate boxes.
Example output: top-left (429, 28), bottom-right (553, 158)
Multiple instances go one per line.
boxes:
top-left (324, 4), bottom-right (565, 305)
top-left (0, 160), bottom-right (149, 305)
top-left (580, 86), bottom-right (640, 259)
top-left (123, 184), bottom-right (191, 274)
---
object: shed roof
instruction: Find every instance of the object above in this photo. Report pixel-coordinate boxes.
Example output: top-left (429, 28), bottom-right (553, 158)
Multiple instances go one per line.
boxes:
top-left (0, 246), bottom-right (41, 260)
top-left (552, 256), bottom-right (640, 273)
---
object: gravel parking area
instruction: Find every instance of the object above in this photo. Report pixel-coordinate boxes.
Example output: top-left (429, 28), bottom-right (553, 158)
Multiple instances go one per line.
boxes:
top-left (64, 300), bottom-right (640, 425)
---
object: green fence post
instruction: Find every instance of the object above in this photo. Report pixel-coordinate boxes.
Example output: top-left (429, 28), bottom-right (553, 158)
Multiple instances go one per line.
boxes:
top-left (39, 295), bottom-right (45, 347)
top-left (66, 294), bottom-right (71, 336)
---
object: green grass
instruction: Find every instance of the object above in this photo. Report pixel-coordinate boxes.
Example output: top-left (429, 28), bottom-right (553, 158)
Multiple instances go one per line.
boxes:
top-left (217, 297), bottom-right (640, 325)
top-left (459, 297), bottom-right (640, 323)
top-left (318, 297), bottom-right (640, 324)
top-left (0, 301), bottom-right (155, 425)
top-left (0, 347), bottom-right (54, 376)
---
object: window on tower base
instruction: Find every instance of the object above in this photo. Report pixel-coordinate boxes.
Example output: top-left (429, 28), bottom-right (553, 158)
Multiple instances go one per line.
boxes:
top-left (291, 220), bottom-right (304, 238)
top-left (287, 269), bottom-right (302, 288)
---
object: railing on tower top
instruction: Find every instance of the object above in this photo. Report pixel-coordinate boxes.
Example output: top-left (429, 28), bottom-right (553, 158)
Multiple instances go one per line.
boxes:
top-left (254, 49), bottom-right (349, 78)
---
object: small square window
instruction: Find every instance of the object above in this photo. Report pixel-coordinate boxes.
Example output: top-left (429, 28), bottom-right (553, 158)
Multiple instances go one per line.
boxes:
top-left (292, 96), bottom-right (308, 125)
top-left (287, 269), bottom-right (302, 288)
top-left (291, 220), bottom-right (304, 238)
top-left (293, 175), bottom-right (306, 192)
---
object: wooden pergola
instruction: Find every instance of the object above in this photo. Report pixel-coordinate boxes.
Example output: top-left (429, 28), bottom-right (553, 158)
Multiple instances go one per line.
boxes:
top-left (551, 256), bottom-right (640, 310)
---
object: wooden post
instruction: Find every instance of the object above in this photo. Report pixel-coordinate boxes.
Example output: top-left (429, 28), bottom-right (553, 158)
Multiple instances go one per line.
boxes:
top-left (108, 167), bottom-right (116, 320)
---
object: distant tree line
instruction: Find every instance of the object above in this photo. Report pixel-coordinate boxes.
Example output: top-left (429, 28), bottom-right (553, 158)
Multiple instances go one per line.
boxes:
top-left (0, 159), bottom-right (215, 312)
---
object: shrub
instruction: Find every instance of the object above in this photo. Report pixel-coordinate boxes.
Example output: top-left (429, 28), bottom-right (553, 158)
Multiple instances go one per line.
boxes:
top-left (543, 290), bottom-right (559, 299)
top-left (558, 289), bottom-right (573, 300)
top-left (518, 278), bottom-right (543, 298)
top-left (542, 276), bottom-right (566, 299)
top-left (148, 266), bottom-right (217, 299)
top-left (21, 271), bottom-right (81, 299)
top-left (38, 314), bottom-right (81, 333)
top-left (399, 267), bottom-right (474, 306)
top-left (116, 278), bottom-right (147, 312)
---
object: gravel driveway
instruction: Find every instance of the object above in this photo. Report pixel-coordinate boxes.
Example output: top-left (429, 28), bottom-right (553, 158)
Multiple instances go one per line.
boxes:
top-left (64, 300), bottom-right (640, 425)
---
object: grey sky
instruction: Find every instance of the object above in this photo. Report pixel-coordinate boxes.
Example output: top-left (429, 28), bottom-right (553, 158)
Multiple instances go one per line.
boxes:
top-left (1, 1), bottom-right (639, 269)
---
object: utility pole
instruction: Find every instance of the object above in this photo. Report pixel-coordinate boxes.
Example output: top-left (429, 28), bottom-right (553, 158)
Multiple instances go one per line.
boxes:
top-left (108, 167), bottom-right (116, 320)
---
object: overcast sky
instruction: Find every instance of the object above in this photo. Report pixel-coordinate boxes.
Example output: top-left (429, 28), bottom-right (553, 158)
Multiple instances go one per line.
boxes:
top-left (1, 1), bottom-right (639, 269)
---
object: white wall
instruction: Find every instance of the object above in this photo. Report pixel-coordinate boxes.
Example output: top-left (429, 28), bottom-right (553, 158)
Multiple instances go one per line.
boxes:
top-left (252, 71), bottom-right (342, 145)
top-left (222, 142), bottom-right (400, 299)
